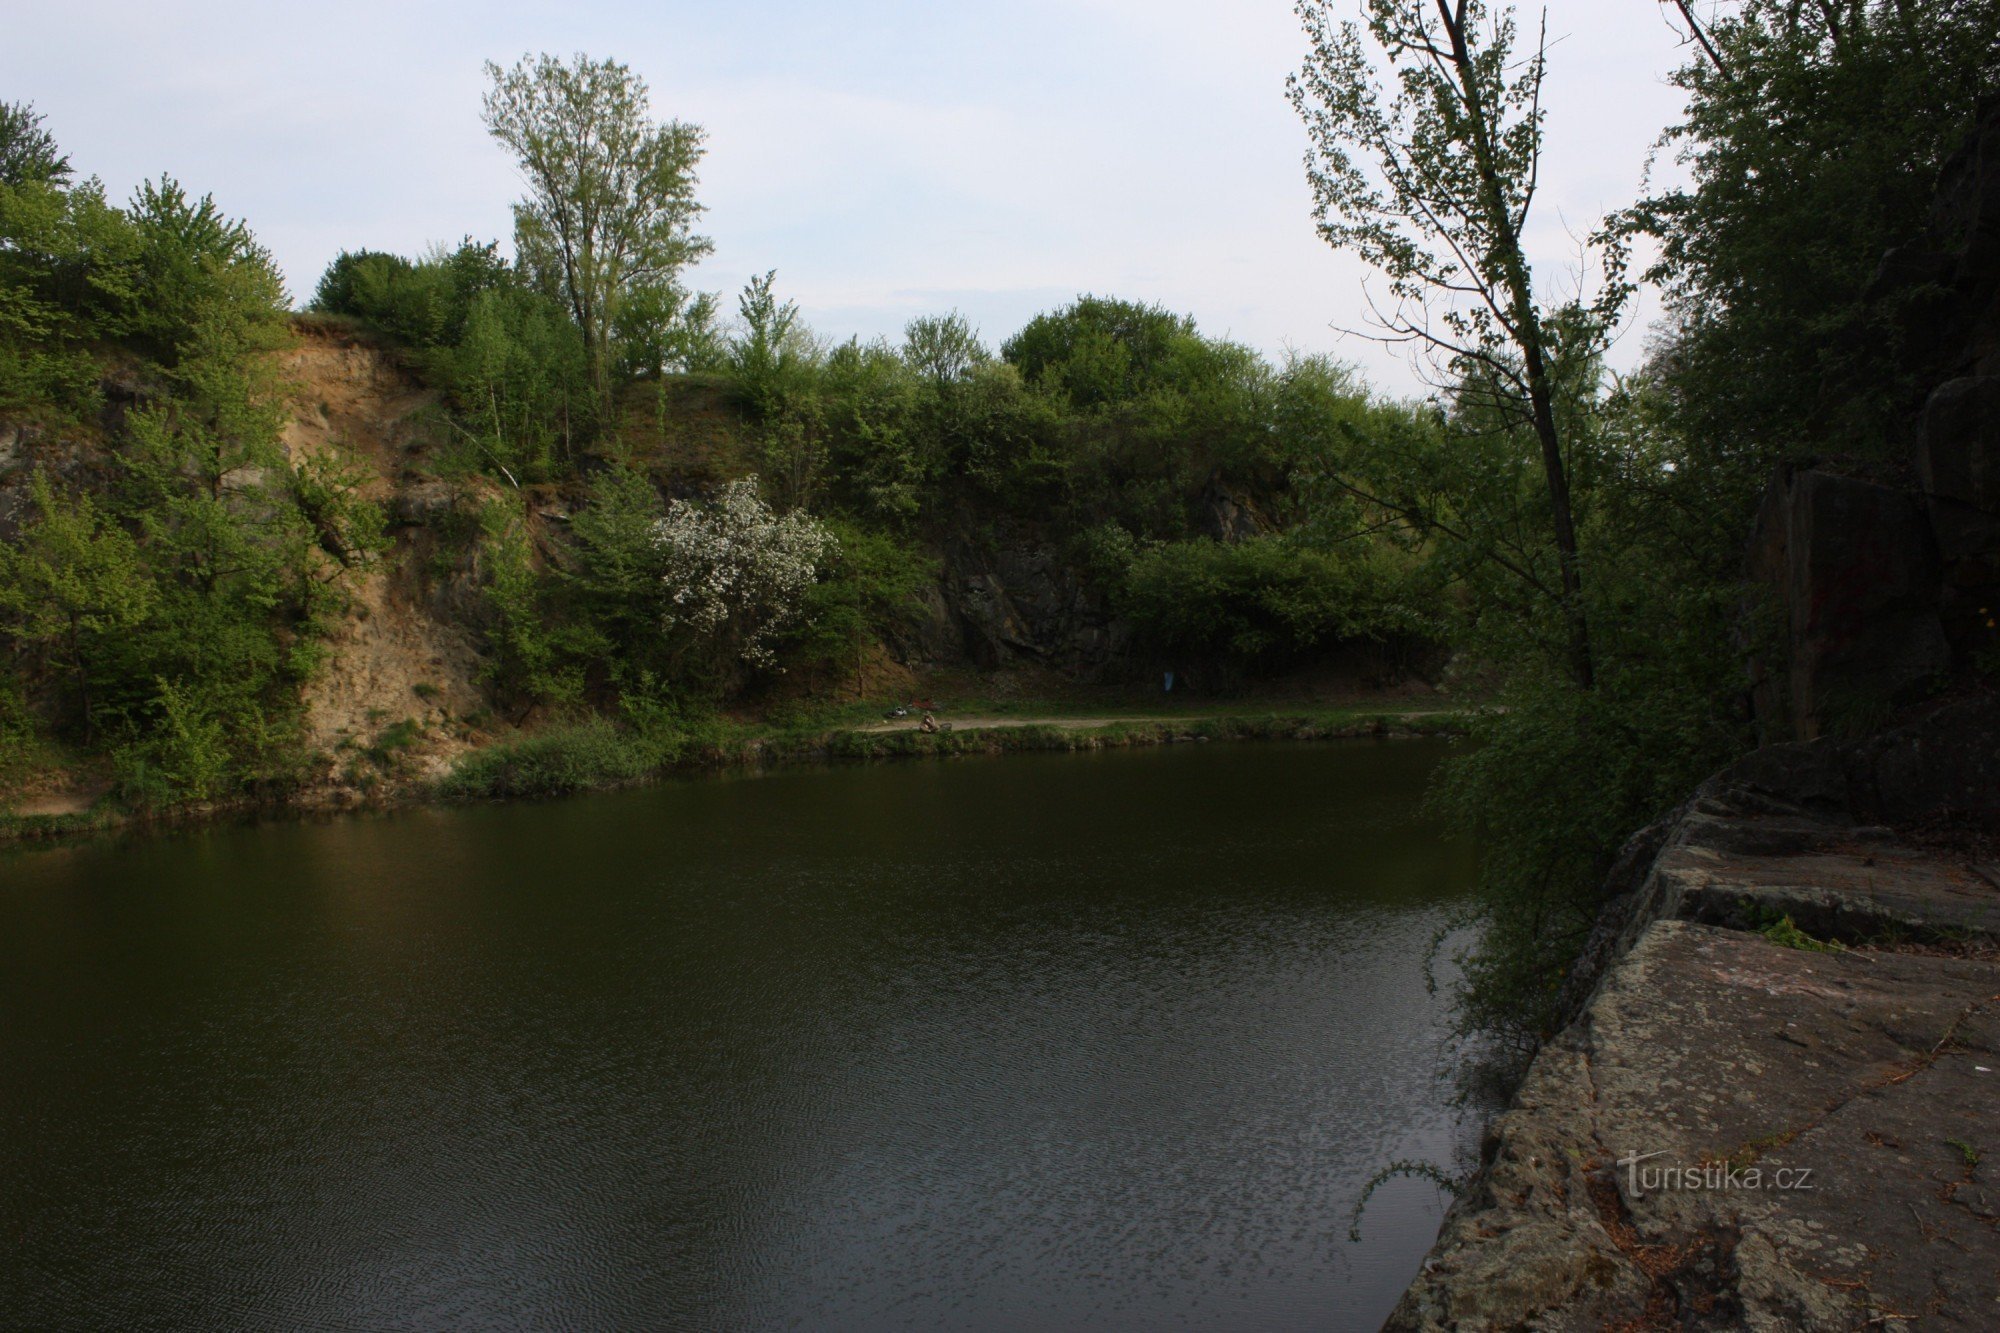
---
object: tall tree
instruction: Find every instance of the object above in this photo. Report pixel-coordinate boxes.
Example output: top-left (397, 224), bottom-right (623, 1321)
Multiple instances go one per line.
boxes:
top-left (1288, 0), bottom-right (1626, 689)
top-left (1622, 0), bottom-right (2000, 478)
top-left (481, 53), bottom-right (712, 419)
top-left (0, 100), bottom-right (71, 187)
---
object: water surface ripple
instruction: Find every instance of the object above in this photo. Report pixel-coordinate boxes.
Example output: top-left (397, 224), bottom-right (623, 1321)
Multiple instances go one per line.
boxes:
top-left (0, 739), bottom-right (1478, 1331)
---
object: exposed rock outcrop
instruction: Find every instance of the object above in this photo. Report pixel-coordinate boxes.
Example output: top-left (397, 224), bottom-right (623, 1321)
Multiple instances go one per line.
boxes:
top-left (918, 485), bottom-right (1281, 676)
top-left (1398, 104), bottom-right (2000, 1329)
top-left (278, 330), bottom-right (488, 790)
top-left (1748, 469), bottom-right (1953, 736)
top-left (1751, 98), bottom-right (2000, 742)
top-left (1390, 700), bottom-right (2000, 1331)
top-left (935, 526), bottom-right (1129, 672)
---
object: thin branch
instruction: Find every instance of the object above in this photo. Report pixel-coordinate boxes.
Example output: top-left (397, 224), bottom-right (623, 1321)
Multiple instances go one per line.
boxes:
top-left (1662, 0), bottom-right (1731, 77)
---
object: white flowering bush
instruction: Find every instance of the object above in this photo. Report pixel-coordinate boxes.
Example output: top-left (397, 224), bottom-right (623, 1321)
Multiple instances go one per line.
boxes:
top-left (653, 478), bottom-right (833, 671)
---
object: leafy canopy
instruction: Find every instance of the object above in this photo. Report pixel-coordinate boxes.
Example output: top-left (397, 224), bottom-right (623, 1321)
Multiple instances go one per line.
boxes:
top-left (0, 100), bottom-right (70, 188)
top-left (481, 52), bottom-right (712, 411)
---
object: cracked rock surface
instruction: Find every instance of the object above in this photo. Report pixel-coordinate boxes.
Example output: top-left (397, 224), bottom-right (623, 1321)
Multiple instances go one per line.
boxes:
top-left (1389, 705), bottom-right (2000, 1331)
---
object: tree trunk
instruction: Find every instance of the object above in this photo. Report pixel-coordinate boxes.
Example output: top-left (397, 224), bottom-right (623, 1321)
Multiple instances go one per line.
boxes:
top-left (1442, 0), bottom-right (1596, 691)
top-left (1522, 347), bottom-right (1596, 691)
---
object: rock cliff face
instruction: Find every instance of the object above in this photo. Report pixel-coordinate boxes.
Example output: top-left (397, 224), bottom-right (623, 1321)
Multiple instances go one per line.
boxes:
top-left (908, 485), bottom-right (1275, 677)
top-left (1389, 702), bottom-right (2000, 1331)
top-left (1392, 103), bottom-right (2000, 1331)
top-left (1751, 98), bottom-right (2000, 742)
top-left (936, 524), bottom-right (1129, 672)
top-left (275, 335), bottom-right (487, 786)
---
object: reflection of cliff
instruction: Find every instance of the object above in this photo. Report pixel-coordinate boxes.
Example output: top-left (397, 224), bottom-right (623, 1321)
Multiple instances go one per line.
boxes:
top-left (1391, 102), bottom-right (2000, 1330)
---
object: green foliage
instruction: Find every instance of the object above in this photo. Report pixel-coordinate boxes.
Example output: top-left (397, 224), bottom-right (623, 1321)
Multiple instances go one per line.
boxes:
top-left (727, 270), bottom-right (820, 418)
top-left (1758, 913), bottom-right (1842, 953)
top-left (437, 718), bottom-right (654, 799)
top-left (288, 447), bottom-right (390, 571)
top-left (1266, 0), bottom-right (1917, 1055)
top-left (564, 463), bottom-right (671, 677)
top-left (1435, 658), bottom-right (1745, 1051)
top-left (310, 241), bottom-right (506, 349)
top-left (363, 717), bottom-right (424, 768)
top-left (0, 101), bottom-right (71, 188)
top-left (1411, 4), bottom-right (2000, 1054)
top-left (0, 672), bottom-right (44, 789)
top-left (113, 676), bottom-right (232, 806)
top-left (1002, 296), bottom-right (1197, 409)
top-left (4, 225), bottom-right (347, 796)
top-left (1407, 372), bottom-right (1754, 1051)
top-left (436, 708), bottom-right (709, 800)
top-left (482, 51), bottom-right (713, 414)
top-left (903, 311), bottom-right (989, 385)
top-left (791, 519), bottom-right (938, 675)
top-left (124, 176), bottom-right (289, 366)
top-left (931, 360), bottom-right (1068, 510)
top-left (817, 336), bottom-right (927, 523)
top-left (439, 284), bottom-right (594, 481)
top-left (311, 239), bottom-right (503, 346)
top-left (311, 241), bottom-right (594, 483)
top-left (0, 473), bottom-right (154, 739)
top-left (1621, 0), bottom-right (2000, 478)
top-left (0, 117), bottom-right (379, 809)
top-left (477, 509), bottom-right (586, 714)
top-left (516, 282), bottom-right (1421, 705)
top-left (0, 174), bottom-right (139, 414)
top-left (1289, 0), bottom-right (1625, 692)
top-left (1120, 535), bottom-right (1438, 673)
top-left (617, 284), bottom-right (724, 377)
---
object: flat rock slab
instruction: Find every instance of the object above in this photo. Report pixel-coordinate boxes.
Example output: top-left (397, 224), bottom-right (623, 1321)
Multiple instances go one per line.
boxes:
top-left (1660, 812), bottom-right (2000, 942)
top-left (1391, 921), bottom-right (2000, 1330)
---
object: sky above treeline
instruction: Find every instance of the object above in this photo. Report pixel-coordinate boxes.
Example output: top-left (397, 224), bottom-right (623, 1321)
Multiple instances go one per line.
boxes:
top-left (5, 0), bottom-right (1700, 393)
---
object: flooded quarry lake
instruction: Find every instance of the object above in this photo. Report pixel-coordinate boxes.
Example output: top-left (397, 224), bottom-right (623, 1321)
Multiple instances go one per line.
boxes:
top-left (1, 739), bottom-right (1479, 1331)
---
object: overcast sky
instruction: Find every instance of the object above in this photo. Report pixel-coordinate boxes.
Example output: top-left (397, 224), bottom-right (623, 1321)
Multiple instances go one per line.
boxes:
top-left (4, 0), bottom-right (1699, 392)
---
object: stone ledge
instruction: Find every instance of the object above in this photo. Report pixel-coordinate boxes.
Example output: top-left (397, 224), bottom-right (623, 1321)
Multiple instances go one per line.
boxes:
top-left (1391, 919), bottom-right (2000, 1330)
top-left (1389, 732), bottom-right (2000, 1333)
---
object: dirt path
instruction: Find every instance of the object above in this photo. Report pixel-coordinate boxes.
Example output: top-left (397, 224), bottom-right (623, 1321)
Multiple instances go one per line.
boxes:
top-left (857, 715), bottom-right (1180, 734)
top-left (9, 780), bottom-right (111, 818)
top-left (855, 709), bottom-right (1453, 735)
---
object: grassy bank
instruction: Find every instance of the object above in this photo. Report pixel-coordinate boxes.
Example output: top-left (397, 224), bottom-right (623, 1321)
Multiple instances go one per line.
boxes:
top-left (431, 704), bottom-right (1472, 802)
top-left (0, 807), bottom-right (122, 844)
top-left (0, 699), bottom-right (1475, 846)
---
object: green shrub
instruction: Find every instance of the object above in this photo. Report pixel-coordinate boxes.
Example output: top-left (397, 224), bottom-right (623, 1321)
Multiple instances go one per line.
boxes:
top-left (113, 677), bottom-right (231, 808)
top-left (477, 513), bottom-right (587, 713)
top-left (1001, 295), bottom-right (1198, 409)
top-left (790, 519), bottom-right (937, 679)
top-left (1120, 535), bottom-right (1437, 673)
top-left (437, 706), bottom-right (708, 801)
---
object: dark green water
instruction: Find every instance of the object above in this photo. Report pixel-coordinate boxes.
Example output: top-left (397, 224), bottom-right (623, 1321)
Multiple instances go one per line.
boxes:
top-left (0, 739), bottom-right (1478, 1331)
